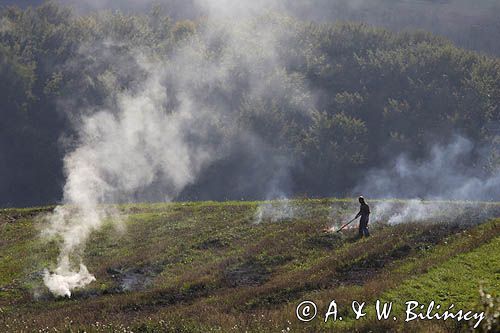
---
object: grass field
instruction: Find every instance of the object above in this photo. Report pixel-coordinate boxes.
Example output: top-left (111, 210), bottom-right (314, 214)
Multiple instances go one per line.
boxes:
top-left (0, 199), bottom-right (499, 332)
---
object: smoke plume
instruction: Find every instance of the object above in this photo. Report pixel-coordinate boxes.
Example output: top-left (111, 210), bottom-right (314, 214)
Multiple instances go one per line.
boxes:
top-left (347, 136), bottom-right (499, 229)
top-left (41, 6), bottom-right (314, 296)
top-left (355, 136), bottom-right (499, 201)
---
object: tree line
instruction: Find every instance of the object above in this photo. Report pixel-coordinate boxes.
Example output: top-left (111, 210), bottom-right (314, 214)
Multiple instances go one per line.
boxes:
top-left (0, 2), bottom-right (498, 206)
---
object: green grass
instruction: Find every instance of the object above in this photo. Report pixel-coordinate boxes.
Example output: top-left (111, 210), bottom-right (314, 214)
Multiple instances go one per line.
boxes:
top-left (386, 236), bottom-right (500, 305)
top-left (0, 199), bottom-right (499, 332)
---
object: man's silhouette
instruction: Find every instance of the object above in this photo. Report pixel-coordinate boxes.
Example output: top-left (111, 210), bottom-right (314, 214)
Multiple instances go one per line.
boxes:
top-left (355, 196), bottom-right (370, 237)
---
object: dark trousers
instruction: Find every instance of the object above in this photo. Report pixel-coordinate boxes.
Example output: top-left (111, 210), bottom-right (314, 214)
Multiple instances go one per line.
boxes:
top-left (359, 216), bottom-right (370, 237)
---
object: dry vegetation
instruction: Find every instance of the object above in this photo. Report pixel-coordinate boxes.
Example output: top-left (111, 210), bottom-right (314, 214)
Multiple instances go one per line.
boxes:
top-left (0, 199), bottom-right (499, 332)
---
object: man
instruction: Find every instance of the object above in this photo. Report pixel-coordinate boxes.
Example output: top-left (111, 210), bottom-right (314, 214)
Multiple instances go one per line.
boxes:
top-left (355, 196), bottom-right (370, 237)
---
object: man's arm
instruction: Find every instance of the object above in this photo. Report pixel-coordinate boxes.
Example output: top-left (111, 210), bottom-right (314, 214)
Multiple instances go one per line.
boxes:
top-left (355, 209), bottom-right (361, 219)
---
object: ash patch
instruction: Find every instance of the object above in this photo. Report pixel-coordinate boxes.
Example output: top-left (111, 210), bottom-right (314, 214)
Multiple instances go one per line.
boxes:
top-left (224, 261), bottom-right (270, 287)
top-left (107, 266), bottom-right (160, 292)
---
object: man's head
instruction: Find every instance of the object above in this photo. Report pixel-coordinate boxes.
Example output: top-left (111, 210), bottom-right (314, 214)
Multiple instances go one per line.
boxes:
top-left (358, 196), bottom-right (365, 204)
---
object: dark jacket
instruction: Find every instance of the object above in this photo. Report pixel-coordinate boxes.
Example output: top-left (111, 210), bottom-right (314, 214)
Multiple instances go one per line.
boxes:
top-left (356, 202), bottom-right (370, 220)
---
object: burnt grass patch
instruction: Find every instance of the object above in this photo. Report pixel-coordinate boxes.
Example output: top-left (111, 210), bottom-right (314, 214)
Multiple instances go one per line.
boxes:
top-left (336, 251), bottom-right (400, 285)
top-left (119, 281), bottom-right (212, 312)
top-left (305, 231), bottom-right (344, 250)
top-left (261, 227), bottom-right (422, 295)
top-left (335, 222), bottom-right (470, 285)
top-left (407, 222), bottom-right (467, 246)
top-left (223, 255), bottom-right (293, 287)
top-left (106, 264), bottom-right (164, 293)
top-left (194, 237), bottom-right (229, 250)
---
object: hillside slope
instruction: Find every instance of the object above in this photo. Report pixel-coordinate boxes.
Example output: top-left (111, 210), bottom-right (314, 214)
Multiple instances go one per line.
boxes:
top-left (0, 199), bottom-right (499, 332)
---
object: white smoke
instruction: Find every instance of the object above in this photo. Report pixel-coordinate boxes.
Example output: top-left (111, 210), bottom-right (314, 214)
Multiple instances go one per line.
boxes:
top-left (356, 136), bottom-right (500, 201)
top-left (254, 199), bottom-right (298, 224)
top-left (375, 200), bottom-right (445, 225)
top-left (42, 58), bottom-right (219, 296)
top-left (43, 264), bottom-right (95, 298)
top-left (326, 198), bottom-right (496, 234)
top-left (348, 136), bottom-right (499, 228)
top-left (41, 7), bottom-right (314, 296)
top-left (371, 200), bottom-right (457, 225)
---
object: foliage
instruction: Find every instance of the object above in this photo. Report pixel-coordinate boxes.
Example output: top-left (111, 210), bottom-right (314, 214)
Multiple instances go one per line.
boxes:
top-left (0, 2), bottom-right (499, 206)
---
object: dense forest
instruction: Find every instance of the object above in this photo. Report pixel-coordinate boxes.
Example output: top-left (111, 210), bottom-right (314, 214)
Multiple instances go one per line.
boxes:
top-left (4, 0), bottom-right (500, 56)
top-left (0, 1), bottom-right (499, 207)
